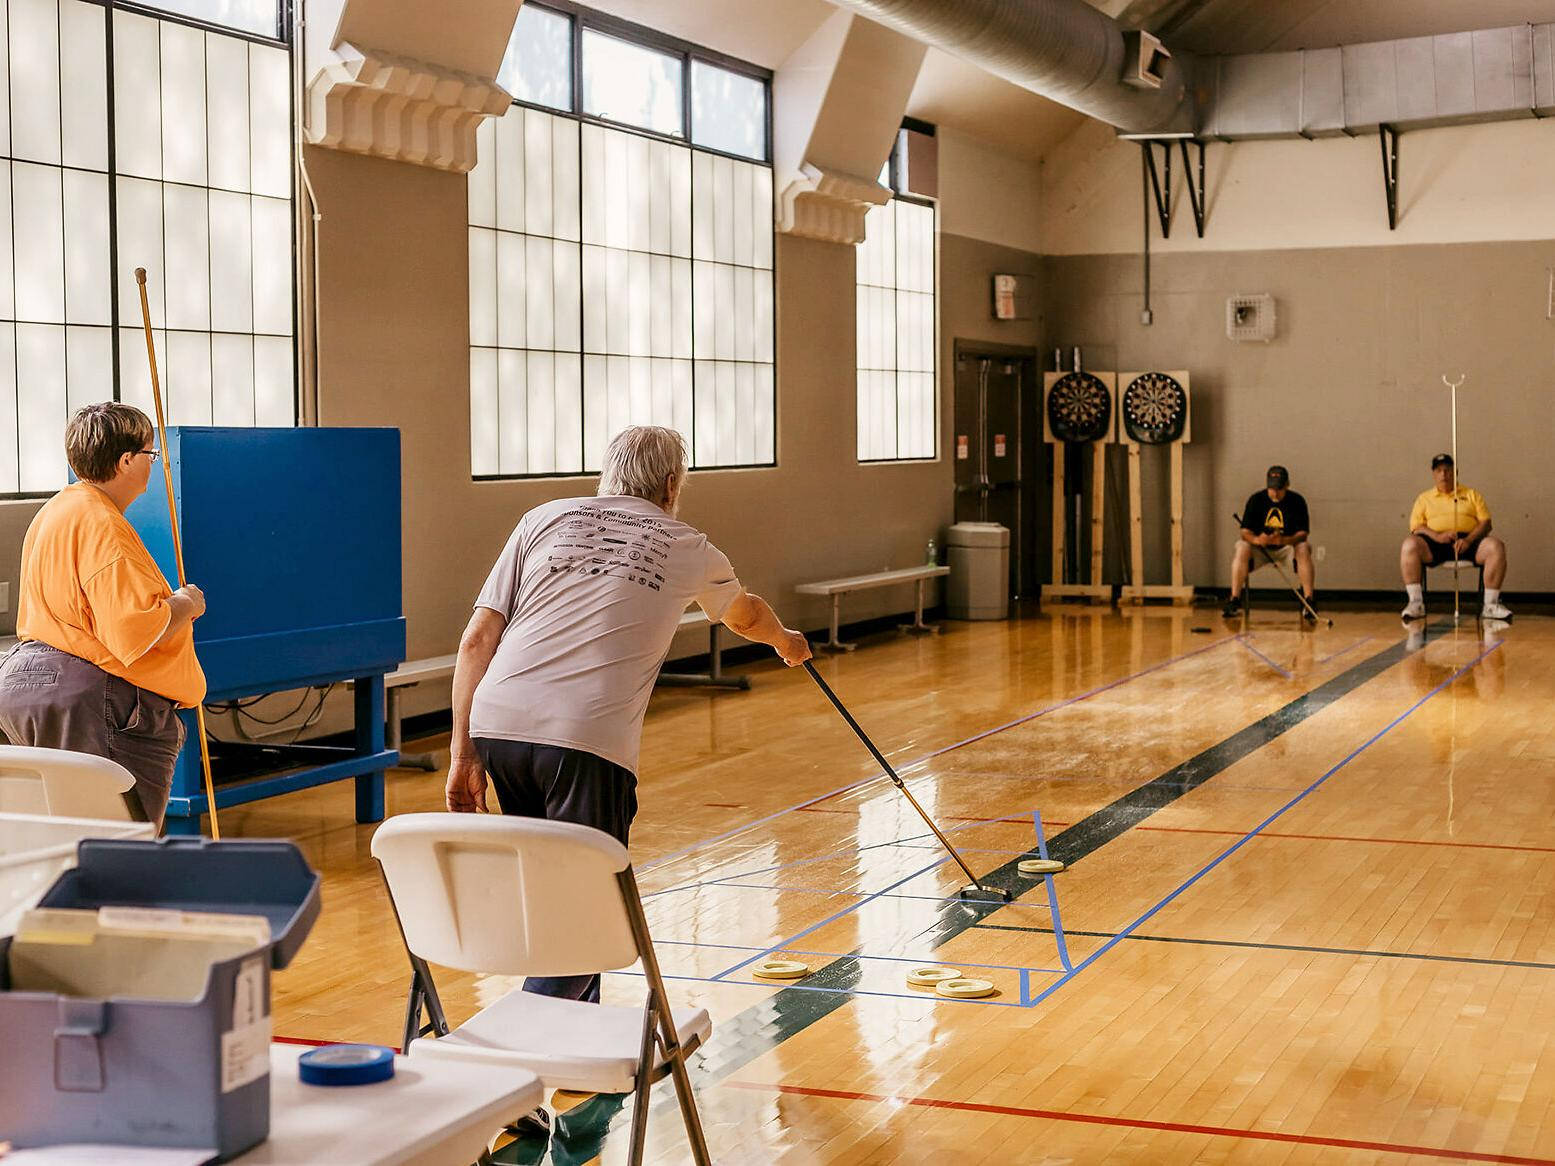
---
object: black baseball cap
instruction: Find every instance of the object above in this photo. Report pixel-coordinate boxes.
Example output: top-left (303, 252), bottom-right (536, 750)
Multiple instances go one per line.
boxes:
top-left (1431, 453), bottom-right (1454, 468)
top-left (1266, 465), bottom-right (1289, 488)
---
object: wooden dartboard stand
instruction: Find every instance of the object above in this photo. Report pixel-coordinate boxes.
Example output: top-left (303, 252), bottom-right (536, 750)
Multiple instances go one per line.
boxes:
top-left (1117, 370), bottom-right (1194, 606)
top-left (1039, 370), bottom-right (1116, 605)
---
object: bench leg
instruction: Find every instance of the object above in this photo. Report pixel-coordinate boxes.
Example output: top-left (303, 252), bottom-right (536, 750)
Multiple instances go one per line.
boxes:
top-left (899, 579), bottom-right (940, 636)
top-left (387, 685), bottom-right (438, 772)
top-left (653, 624), bottom-right (751, 690)
top-left (818, 594), bottom-right (857, 653)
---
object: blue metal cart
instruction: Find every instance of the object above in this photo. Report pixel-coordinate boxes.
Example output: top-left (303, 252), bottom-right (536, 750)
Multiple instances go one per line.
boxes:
top-left (126, 427), bottom-right (407, 835)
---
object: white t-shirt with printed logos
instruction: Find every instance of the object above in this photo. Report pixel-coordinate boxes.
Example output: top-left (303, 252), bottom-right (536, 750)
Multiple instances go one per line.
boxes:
top-left (469, 495), bottom-right (743, 774)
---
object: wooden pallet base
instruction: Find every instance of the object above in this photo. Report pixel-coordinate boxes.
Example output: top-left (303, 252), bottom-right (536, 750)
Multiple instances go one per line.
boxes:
top-left (1041, 584), bottom-right (1113, 604)
top-left (1119, 584), bottom-right (1195, 606)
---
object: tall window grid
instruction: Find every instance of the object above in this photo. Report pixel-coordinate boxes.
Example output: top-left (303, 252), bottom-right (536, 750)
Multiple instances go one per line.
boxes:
top-left (0, 0), bottom-right (295, 498)
top-left (857, 149), bottom-right (935, 463)
top-left (469, 1), bottom-right (774, 478)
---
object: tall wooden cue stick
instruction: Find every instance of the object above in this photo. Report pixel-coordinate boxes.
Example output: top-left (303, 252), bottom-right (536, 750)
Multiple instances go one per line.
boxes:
top-left (134, 267), bottom-right (221, 839)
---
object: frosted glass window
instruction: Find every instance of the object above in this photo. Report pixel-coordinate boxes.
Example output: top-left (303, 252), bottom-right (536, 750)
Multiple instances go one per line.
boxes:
top-left (581, 30), bottom-right (682, 138)
top-left (498, 3), bottom-right (572, 111)
top-left (1, 1), bottom-right (295, 496)
top-left (857, 194), bottom-right (936, 462)
top-left (471, 26), bottom-right (772, 479)
top-left (134, 0), bottom-right (280, 40)
top-left (691, 61), bottom-right (765, 161)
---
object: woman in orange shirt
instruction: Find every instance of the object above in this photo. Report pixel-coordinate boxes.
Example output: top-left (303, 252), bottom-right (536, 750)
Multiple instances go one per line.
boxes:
top-left (0, 403), bottom-right (206, 828)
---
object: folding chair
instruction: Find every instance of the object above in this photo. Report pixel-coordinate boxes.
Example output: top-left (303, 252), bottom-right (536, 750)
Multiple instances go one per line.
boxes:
top-left (371, 813), bottom-right (712, 1166)
top-left (0, 746), bottom-right (138, 820)
top-left (1423, 558), bottom-right (1484, 614)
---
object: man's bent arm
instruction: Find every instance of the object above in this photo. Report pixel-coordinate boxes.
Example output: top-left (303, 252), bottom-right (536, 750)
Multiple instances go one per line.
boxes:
top-left (721, 591), bottom-right (811, 666)
top-left (446, 608), bottom-right (506, 811)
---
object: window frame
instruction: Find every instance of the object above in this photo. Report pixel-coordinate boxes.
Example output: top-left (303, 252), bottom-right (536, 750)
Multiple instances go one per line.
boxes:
top-left (0, 0), bottom-right (298, 500)
top-left (857, 127), bottom-right (938, 466)
top-left (471, 0), bottom-right (778, 482)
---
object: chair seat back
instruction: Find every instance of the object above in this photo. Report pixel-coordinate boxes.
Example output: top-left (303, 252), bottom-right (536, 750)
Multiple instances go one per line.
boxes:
top-left (372, 813), bottom-right (640, 978)
top-left (0, 747), bottom-right (138, 820)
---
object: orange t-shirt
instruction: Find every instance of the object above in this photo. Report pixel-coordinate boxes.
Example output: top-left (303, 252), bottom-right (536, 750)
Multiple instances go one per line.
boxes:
top-left (16, 483), bottom-right (206, 707)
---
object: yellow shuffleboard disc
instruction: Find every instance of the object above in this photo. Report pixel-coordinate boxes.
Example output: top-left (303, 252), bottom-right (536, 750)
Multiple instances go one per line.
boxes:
top-left (752, 959), bottom-right (810, 980)
top-left (935, 977), bottom-right (997, 1000)
top-left (905, 966), bottom-right (961, 987)
top-left (1018, 858), bottom-right (1066, 876)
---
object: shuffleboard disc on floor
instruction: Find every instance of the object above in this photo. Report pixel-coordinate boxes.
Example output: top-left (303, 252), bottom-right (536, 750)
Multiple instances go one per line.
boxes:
top-left (1018, 858), bottom-right (1065, 876)
top-left (753, 959), bottom-right (809, 979)
top-left (905, 965), bottom-right (961, 987)
top-left (935, 977), bottom-right (997, 1000)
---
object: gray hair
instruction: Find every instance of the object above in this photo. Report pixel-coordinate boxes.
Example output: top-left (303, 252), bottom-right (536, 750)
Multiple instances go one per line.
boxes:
top-left (597, 426), bottom-right (687, 504)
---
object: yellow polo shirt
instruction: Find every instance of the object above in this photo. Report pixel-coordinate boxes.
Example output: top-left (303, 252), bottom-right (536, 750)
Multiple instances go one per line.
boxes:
top-left (16, 482), bottom-right (206, 707)
top-left (1408, 485), bottom-right (1490, 537)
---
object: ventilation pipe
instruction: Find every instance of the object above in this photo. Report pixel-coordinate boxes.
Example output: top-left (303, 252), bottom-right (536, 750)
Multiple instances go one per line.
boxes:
top-left (823, 0), bottom-right (1193, 135)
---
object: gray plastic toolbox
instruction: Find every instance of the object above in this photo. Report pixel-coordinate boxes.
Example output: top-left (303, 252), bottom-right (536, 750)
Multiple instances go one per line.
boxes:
top-left (0, 836), bottom-right (320, 1158)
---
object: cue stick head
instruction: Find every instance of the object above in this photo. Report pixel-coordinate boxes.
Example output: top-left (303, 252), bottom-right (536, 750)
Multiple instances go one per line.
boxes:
top-left (134, 267), bottom-right (147, 284)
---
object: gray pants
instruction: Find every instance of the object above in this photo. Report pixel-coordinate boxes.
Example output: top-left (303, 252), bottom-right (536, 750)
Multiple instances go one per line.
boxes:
top-left (0, 642), bottom-right (184, 829)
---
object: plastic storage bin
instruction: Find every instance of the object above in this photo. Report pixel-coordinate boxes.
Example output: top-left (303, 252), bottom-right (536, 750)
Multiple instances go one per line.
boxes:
top-left (0, 813), bottom-right (154, 935)
top-left (0, 836), bottom-right (320, 1157)
top-left (946, 522), bottom-right (1011, 620)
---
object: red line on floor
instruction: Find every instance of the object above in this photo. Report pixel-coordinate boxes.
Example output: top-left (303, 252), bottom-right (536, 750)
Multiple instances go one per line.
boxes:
top-left (796, 805), bottom-right (1068, 828)
top-left (705, 803), bottom-right (747, 808)
top-left (275, 1036), bottom-right (403, 1053)
top-left (721, 1081), bottom-right (1555, 1165)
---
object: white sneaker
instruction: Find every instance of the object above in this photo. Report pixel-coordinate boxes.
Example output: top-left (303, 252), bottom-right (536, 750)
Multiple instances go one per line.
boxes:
top-left (1482, 601), bottom-right (1513, 621)
top-left (1401, 599), bottom-right (1425, 620)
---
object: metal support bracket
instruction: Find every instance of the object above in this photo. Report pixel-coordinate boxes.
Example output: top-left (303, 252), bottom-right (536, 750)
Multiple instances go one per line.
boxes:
top-left (1140, 139), bottom-right (1207, 239)
top-left (1380, 124), bottom-right (1400, 230)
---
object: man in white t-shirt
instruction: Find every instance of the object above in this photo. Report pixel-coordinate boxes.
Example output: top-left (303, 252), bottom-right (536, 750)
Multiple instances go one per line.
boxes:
top-left (446, 425), bottom-right (811, 1004)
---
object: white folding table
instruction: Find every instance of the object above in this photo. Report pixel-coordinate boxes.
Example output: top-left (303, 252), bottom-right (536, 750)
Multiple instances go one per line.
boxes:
top-left (6, 1043), bottom-right (543, 1166)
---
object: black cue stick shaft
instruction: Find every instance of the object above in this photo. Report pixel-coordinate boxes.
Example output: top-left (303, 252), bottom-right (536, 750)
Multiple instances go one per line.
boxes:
top-left (803, 661), bottom-right (989, 892)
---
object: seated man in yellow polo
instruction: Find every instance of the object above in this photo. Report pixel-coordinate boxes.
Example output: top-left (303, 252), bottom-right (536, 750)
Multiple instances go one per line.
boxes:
top-left (1400, 453), bottom-right (1509, 621)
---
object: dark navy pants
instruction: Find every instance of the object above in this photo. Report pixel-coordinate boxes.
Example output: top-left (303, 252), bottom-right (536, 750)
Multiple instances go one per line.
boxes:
top-left (471, 737), bottom-right (638, 1004)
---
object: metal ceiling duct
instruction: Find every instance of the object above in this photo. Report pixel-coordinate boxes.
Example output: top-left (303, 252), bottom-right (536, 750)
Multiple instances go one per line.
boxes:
top-left (825, 0), bottom-right (1194, 135)
top-left (1201, 24), bottom-right (1555, 139)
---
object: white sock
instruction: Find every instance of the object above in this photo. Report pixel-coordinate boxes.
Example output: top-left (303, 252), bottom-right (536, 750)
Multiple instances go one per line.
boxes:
top-left (1485, 589), bottom-right (1501, 605)
top-left (1406, 584), bottom-right (1423, 603)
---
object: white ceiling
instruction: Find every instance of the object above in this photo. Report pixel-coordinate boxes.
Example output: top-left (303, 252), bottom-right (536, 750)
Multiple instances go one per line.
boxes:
top-left (567, 0), bottom-right (1555, 163)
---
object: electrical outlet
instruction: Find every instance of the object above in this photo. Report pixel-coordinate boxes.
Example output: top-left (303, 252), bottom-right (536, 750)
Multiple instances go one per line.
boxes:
top-left (1315, 546), bottom-right (1326, 562)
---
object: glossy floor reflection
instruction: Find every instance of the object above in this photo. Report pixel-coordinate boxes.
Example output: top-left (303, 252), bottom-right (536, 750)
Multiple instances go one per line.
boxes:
top-left (248, 605), bottom-right (1550, 1163)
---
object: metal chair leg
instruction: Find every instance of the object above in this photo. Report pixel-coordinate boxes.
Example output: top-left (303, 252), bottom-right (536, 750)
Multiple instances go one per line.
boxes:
top-left (665, 1037), bottom-right (712, 1166)
top-left (627, 998), bottom-right (657, 1166)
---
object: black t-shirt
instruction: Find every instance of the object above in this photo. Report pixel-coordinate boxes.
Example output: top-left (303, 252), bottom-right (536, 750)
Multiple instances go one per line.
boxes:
top-left (1241, 490), bottom-right (1310, 537)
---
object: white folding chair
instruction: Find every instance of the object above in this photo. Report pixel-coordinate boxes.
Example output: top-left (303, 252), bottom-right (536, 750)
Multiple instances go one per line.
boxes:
top-left (371, 813), bottom-right (712, 1166)
top-left (0, 746), bottom-right (138, 821)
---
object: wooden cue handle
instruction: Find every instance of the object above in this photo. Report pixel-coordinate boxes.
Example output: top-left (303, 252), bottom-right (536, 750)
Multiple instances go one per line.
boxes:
top-left (135, 266), bottom-right (219, 838)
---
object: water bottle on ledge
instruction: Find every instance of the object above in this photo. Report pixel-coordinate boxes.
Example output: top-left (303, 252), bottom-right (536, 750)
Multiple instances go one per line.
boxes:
top-left (925, 538), bottom-right (938, 565)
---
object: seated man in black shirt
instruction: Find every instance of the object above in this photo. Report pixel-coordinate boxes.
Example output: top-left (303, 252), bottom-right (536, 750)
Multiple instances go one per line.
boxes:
top-left (1222, 465), bottom-right (1317, 622)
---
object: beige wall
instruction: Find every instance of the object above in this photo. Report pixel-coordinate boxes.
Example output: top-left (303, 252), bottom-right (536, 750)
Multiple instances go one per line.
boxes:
top-left (1043, 240), bottom-right (1555, 592)
top-left (1043, 116), bottom-right (1555, 256)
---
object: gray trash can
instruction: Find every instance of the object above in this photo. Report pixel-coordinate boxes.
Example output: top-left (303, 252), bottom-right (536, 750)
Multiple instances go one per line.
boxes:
top-left (946, 522), bottom-right (1010, 620)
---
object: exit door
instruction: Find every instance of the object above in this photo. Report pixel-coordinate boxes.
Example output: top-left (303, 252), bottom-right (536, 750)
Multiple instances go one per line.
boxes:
top-left (953, 349), bottom-right (1035, 597)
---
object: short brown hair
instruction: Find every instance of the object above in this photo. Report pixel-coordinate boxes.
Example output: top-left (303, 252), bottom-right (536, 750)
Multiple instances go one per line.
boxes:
top-left (65, 402), bottom-right (154, 483)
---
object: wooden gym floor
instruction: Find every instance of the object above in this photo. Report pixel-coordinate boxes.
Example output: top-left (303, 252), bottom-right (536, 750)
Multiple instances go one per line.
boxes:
top-left (239, 603), bottom-right (1555, 1164)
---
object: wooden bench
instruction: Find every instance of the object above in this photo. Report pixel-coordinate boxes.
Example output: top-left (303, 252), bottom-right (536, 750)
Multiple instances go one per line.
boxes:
top-left (656, 609), bottom-right (750, 691)
top-left (796, 565), bottom-right (950, 652)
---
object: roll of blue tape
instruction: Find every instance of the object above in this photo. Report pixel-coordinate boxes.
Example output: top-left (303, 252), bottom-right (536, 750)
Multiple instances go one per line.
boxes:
top-left (298, 1044), bottom-right (396, 1086)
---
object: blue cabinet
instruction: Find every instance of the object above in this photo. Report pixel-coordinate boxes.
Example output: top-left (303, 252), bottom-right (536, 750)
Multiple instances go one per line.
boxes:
top-left (126, 427), bottom-right (407, 833)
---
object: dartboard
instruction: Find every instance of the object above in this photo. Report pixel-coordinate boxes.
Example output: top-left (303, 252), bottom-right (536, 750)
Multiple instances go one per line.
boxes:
top-left (1046, 372), bottom-right (1112, 444)
top-left (1122, 372), bottom-right (1188, 444)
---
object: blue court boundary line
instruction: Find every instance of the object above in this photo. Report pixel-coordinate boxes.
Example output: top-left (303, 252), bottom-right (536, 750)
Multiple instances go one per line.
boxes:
top-left (1317, 635), bottom-right (1373, 664)
top-left (604, 967), bottom-right (1037, 1007)
top-left (1023, 637), bottom-right (1503, 1010)
top-left (641, 631), bottom-right (1238, 872)
top-left (650, 938), bottom-right (1065, 975)
top-left (1235, 633), bottom-right (1295, 679)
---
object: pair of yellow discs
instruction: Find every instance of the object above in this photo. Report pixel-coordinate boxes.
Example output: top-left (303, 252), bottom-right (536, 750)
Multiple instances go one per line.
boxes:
top-left (905, 966), bottom-right (996, 999)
